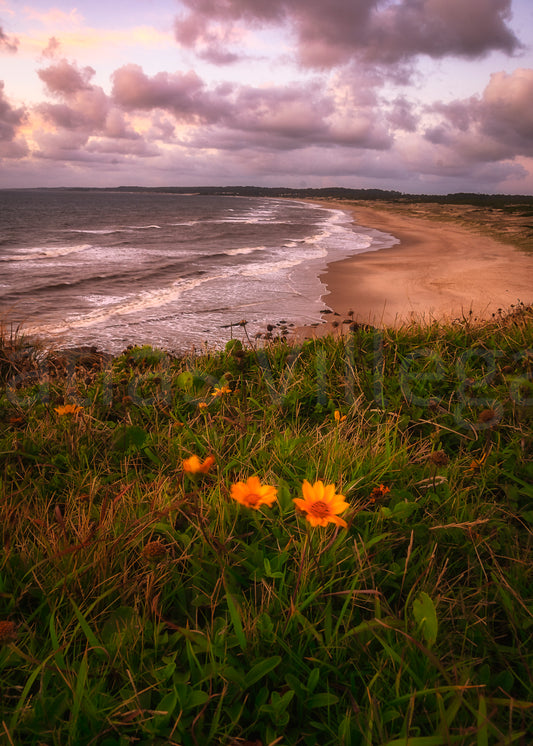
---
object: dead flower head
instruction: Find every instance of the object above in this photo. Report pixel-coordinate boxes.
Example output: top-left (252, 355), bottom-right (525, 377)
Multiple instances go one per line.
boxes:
top-left (428, 450), bottom-right (450, 467)
top-left (478, 408), bottom-right (499, 426)
top-left (368, 484), bottom-right (391, 504)
top-left (0, 620), bottom-right (16, 643)
top-left (142, 541), bottom-right (168, 562)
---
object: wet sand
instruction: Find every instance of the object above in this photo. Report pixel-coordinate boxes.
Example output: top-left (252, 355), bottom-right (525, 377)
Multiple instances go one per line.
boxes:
top-left (297, 200), bottom-right (533, 337)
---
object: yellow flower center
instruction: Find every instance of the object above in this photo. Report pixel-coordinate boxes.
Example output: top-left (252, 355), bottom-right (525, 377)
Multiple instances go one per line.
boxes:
top-left (310, 500), bottom-right (330, 518)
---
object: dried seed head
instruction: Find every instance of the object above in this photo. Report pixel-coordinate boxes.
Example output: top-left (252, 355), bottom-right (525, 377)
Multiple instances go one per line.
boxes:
top-left (429, 450), bottom-right (450, 467)
top-left (142, 541), bottom-right (168, 562)
top-left (0, 620), bottom-right (16, 643)
top-left (478, 408), bottom-right (498, 425)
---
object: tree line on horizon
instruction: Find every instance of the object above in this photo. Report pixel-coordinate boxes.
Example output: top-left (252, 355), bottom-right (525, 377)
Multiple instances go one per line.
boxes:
top-left (6, 185), bottom-right (533, 207)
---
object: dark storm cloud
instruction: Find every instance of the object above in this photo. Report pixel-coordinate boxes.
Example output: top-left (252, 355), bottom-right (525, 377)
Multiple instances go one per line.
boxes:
top-left (174, 0), bottom-right (521, 68)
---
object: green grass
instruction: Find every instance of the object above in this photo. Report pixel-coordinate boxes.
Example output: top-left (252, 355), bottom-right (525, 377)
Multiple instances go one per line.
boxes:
top-left (1, 305), bottom-right (532, 745)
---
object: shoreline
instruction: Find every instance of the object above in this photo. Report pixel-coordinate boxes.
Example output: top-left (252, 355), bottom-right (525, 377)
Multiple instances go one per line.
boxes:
top-left (294, 199), bottom-right (533, 339)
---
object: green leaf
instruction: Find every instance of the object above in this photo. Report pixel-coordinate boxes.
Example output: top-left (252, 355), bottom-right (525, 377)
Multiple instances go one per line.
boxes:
top-left (477, 696), bottom-right (488, 746)
top-left (413, 591), bottom-right (438, 647)
top-left (176, 371), bottom-right (194, 391)
top-left (69, 652), bottom-right (88, 741)
top-left (307, 692), bottom-right (339, 708)
top-left (225, 592), bottom-right (247, 651)
top-left (244, 656), bottom-right (282, 689)
top-left (307, 667), bottom-right (320, 694)
top-left (112, 425), bottom-right (147, 452)
top-left (142, 445), bottom-right (161, 465)
top-left (156, 689), bottom-right (178, 721)
top-left (383, 737), bottom-right (451, 746)
top-left (69, 598), bottom-right (103, 652)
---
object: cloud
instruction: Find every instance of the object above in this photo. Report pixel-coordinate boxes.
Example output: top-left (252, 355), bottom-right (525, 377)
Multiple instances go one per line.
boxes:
top-left (0, 80), bottom-right (25, 141)
top-left (174, 16), bottom-right (248, 64)
top-left (110, 61), bottom-right (397, 150)
top-left (34, 58), bottom-right (141, 159)
top-left (38, 58), bottom-right (96, 96)
top-left (42, 36), bottom-right (61, 59)
top-left (427, 67), bottom-right (533, 160)
top-left (111, 64), bottom-right (224, 123)
top-left (23, 7), bottom-right (84, 29)
top-left (362, 0), bottom-right (521, 65)
top-left (174, 0), bottom-right (521, 68)
top-left (0, 22), bottom-right (18, 52)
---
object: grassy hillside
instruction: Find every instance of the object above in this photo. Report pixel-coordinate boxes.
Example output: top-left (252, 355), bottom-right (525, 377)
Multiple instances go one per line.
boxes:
top-left (1, 306), bottom-right (532, 745)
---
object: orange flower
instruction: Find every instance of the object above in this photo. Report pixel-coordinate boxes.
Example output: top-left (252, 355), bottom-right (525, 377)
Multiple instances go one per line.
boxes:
top-left (54, 404), bottom-right (84, 416)
top-left (293, 480), bottom-right (349, 528)
top-left (230, 476), bottom-right (278, 509)
top-left (211, 385), bottom-right (232, 397)
top-left (182, 454), bottom-right (215, 474)
top-left (334, 410), bottom-right (346, 422)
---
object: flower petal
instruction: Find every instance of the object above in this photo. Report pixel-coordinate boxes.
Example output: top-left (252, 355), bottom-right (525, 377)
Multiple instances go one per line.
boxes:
top-left (301, 479), bottom-right (315, 502)
top-left (330, 515), bottom-right (348, 528)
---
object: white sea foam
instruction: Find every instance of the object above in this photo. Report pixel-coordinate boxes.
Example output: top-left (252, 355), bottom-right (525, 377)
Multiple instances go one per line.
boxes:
top-left (2, 193), bottom-right (399, 353)
top-left (70, 228), bottom-right (132, 235)
top-left (224, 246), bottom-right (267, 255)
top-left (0, 243), bottom-right (93, 261)
top-left (26, 274), bottom-right (219, 336)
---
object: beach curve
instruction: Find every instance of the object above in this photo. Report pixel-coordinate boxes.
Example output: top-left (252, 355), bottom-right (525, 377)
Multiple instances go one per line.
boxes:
top-left (296, 199), bottom-right (533, 336)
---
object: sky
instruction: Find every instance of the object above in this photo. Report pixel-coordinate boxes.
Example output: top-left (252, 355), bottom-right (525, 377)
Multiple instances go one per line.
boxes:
top-left (1, 0), bottom-right (533, 193)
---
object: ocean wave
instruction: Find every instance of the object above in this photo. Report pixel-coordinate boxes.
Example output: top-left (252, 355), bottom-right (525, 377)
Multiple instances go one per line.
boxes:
top-left (0, 243), bottom-right (93, 261)
top-left (224, 245), bottom-right (267, 255)
top-left (26, 273), bottom-right (218, 336)
top-left (69, 228), bottom-right (133, 235)
top-left (3, 193), bottom-right (399, 353)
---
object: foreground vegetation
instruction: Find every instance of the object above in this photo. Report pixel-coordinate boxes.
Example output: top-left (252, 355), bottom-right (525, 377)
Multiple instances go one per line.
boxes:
top-left (1, 306), bottom-right (532, 745)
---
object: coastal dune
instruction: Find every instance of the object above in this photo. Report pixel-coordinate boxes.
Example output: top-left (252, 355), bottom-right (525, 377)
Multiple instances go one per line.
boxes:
top-left (307, 200), bottom-right (533, 331)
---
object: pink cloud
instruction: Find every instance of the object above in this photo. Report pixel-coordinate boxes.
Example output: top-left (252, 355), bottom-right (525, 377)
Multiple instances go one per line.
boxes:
top-left (111, 64), bottom-right (219, 122)
top-left (0, 22), bottom-right (18, 52)
top-left (42, 36), bottom-right (61, 59)
top-left (0, 80), bottom-right (25, 142)
top-left (35, 59), bottom-right (141, 150)
top-left (38, 58), bottom-right (96, 96)
top-left (428, 67), bottom-right (533, 160)
top-left (174, 0), bottom-right (521, 68)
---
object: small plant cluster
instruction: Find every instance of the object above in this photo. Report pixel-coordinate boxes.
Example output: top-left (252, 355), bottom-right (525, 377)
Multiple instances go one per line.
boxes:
top-left (186, 455), bottom-right (349, 528)
top-left (0, 306), bottom-right (532, 745)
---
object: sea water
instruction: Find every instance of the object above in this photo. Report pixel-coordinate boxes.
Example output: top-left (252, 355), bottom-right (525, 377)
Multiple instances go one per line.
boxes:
top-left (0, 189), bottom-right (397, 353)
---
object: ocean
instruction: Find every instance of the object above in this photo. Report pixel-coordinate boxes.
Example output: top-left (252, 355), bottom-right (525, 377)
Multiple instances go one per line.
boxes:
top-left (0, 189), bottom-right (397, 354)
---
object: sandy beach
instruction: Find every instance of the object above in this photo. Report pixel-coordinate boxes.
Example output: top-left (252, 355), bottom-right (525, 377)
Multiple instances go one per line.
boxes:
top-left (297, 200), bottom-right (533, 336)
